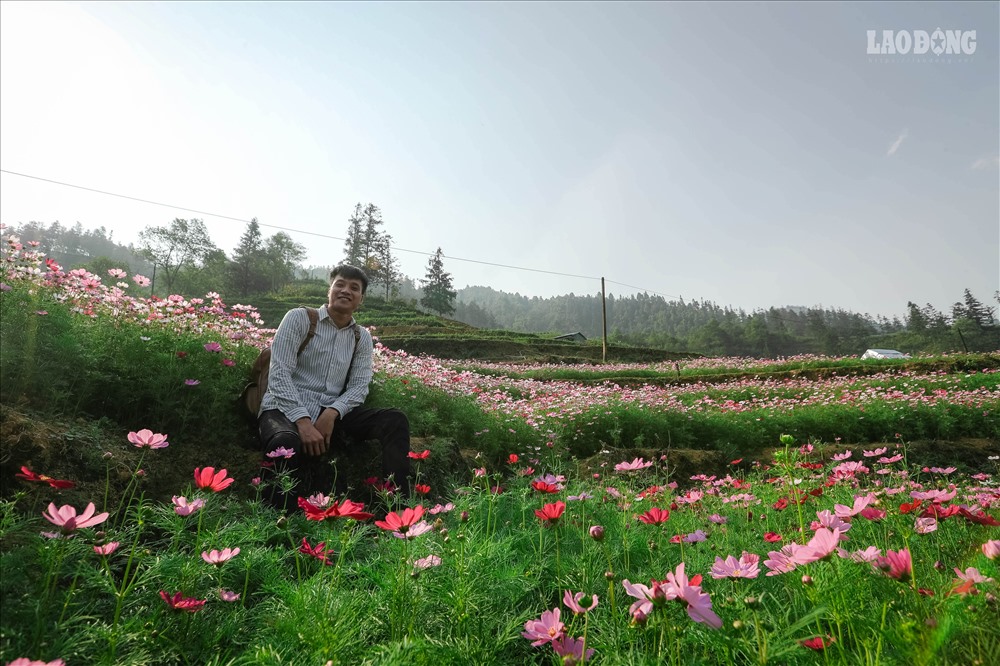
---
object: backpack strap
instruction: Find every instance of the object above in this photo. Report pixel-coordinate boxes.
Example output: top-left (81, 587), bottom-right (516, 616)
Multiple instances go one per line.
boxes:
top-left (297, 306), bottom-right (319, 355)
top-left (344, 322), bottom-right (364, 386)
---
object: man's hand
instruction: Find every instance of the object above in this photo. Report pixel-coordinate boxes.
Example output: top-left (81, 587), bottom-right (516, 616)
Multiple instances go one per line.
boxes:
top-left (315, 408), bottom-right (340, 448)
top-left (296, 418), bottom-right (327, 457)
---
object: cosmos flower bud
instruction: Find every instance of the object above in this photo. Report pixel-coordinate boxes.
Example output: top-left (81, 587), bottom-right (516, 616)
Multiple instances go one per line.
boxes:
top-left (589, 525), bottom-right (605, 541)
top-left (460, 511), bottom-right (469, 522)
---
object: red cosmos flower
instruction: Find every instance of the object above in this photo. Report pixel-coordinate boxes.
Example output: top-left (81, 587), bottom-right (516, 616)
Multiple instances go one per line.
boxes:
top-left (773, 498), bottom-right (789, 510)
top-left (297, 497), bottom-right (373, 522)
top-left (408, 450), bottom-right (431, 460)
top-left (638, 485), bottom-right (666, 499)
top-left (375, 505), bottom-right (426, 533)
top-left (730, 459), bottom-right (743, 465)
top-left (958, 508), bottom-right (1000, 526)
top-left (194, 467), bottom-right (235, 492)
top-left (800, 635), bottom-right (835, 650)
top-left (637, 507), bottom-right (670, 525)
top-left (414, 484), bottom-right (431, 496)
top-left (922, 504), bottom-right (961, 520)
top-left (764, 532), bottom-right (783, 542)
top-left (15, 466), bottom-right (75, 489)
top-left (808, 487), bottom-right (825, 497)
top-left (508, 454), bottom-right (519, 464)
top-left (299, 537), bottom-right (333, 565)
top-left (899, 500), bottom-right (922, 514)
top-left (535, 501), bottom-right (566, 525)
top-left (531, 481), bottom-right (561, 494)
top-left (159, 590), bottom-right (206, 613)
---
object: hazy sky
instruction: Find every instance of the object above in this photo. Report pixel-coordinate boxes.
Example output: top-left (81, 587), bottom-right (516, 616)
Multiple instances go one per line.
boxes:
top-left (2, 1), bottom-right (997, 319)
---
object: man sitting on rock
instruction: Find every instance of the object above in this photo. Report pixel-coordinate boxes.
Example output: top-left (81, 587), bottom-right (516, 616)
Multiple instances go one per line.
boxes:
top-left (257, 264), bottom-right (411, 510)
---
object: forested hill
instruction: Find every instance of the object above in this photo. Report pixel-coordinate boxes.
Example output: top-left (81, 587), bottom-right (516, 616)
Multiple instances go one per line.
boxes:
top-left (455, 285), bottom-right (999, 358)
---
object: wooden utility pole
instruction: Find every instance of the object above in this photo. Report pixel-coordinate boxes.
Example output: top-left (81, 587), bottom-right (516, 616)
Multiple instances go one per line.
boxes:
top-left (601, 277), bottom-right (607, 362)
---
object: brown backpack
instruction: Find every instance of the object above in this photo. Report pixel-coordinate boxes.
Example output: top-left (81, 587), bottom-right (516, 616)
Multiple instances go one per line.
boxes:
top-left (240, 307), bottom-right (319, 419)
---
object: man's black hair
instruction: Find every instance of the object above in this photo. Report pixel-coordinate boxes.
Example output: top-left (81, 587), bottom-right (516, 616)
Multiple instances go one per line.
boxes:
top-left (329, 264), bottom-right (369, 294)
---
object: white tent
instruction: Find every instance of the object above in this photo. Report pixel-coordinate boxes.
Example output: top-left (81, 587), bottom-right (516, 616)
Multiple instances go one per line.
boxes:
top-left (861, 349), bottom-right (910, 359)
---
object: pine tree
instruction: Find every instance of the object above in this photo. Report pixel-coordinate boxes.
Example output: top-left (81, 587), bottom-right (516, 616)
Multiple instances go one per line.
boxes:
top-left (342, 204), bottom-right (366, 266)
top-left (421, 247), bottom-right (456, 316)
top-left (228, 218), bottom-right (268, 297)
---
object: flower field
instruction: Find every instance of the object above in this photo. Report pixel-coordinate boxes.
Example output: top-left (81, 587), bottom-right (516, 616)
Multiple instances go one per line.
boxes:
top-left (1, 233), bottom-right (999, 665)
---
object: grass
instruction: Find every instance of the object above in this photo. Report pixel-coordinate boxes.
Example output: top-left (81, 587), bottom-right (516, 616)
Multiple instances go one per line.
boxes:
top-left (1, 241), bottom-right (999, 665)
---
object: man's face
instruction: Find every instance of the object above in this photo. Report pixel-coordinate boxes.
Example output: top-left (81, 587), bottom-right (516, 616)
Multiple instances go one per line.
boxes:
top-left (328, 275), bottom-right (365, 315)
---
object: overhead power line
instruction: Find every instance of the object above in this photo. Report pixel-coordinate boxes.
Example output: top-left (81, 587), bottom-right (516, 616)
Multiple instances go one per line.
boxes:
top-left (1, 167), bottom-right (682, 295)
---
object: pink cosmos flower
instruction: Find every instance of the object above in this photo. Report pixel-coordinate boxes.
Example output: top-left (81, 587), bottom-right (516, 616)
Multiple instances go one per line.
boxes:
top-left (622, 579), bottom-right (657, 619)
top-left (708, 513), bottom-right (728, 525)
top-left (522, 608), bottom-right (565, 646)
top-left (6, 659), bottom-right (66, 666)
top-left (954, 567), bottom-right (993, 584)
top-left (218, 589), bottom-right (241, 602)
top-left (184, 379), bottom-right (200, 386)
top-left (414, 554), bottom-right (443, 570)
top-left (127, 429), bottom-right (169, 449)
top-left (683, 530), bottom-right (708, 543)
top-left (764, 545), bottom-right (804, 575)
top-left (838, 546), bottom-right (882, 563)
top-left (42, 502), bottom-right (109, 534)
top-left (615, 457), bottom-right (653, 472)
top-left (390, 520), bottom-right (433, 540)
top-left (201, 547), bottom-right (240, 565)
top-left (834, 494), bottom-right (874, 518)
top-left (832, 451), bottom-right (853, 461)
top-left (93, 542), bottom-right (120, 556)
top-left (667, 562), bottom-right (722, 629)
top-left (221, 358), bottom-right (236, 367)
top-left (203, 342), bottom-right (222, 353)
top-left (812, 510), bottom-right (851, 534)
top-left (801, 528), bottom-right (840, 562)
top-left (132, 274), bottom-right (151, 286)
top-left (159, 590), bottom-right (205, 612)
top-left (563, 590), bottom-right (599, 615)
top-left (172, 496), bottom-right (205, 516)
top-left (914, 517), bottom-right (938, 534)
top-left (983, 540), bottom-right (1000, 559)
top-left (874, 548), bottom-right (912, 581)
top-left (304, 493), bottom-right (331, 508)
top-left (878, 454), bottom-right (903, 464)
top-left (710, 552), bottom-right (760, 579)
top-left (910, 488), bottom-right (957, 503)
top-left (551, 635), bottom-right (595, 664)
top-left (194, 467), bottom-right (235, 492)
top-left (863, 447), bottom-right (888, 457)
top-left (429, 503), bottom-right (455, 515)
top-left (266, 447), bottom-right (296, 459)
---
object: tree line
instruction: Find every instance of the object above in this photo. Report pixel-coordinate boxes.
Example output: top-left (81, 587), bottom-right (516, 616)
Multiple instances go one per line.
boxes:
top-left (5, 204), bottom-right (459, 316)
top-left (7, 215), bottom-right (996, 357)
top-left (455, 286), bottom-right (1000, 356)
